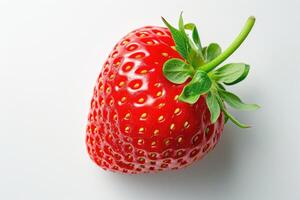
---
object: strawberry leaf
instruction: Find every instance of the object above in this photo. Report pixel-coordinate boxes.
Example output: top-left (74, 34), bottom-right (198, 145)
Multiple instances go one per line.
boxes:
top-left (212, 63), bottom-right (250, 85)
top-left (162, 17), bottom-right (190, 60)
top-left (222, 108), bottom-right (250, 128)
top-left (178, 12), bottom-right (185, 32)
top-left (201, 46), bottom-right (207, 55)
top-left (206, 91), bottom-right (221, 123)
top-left (179, 70), bottom-right (212, 104)
top-left (187, 45), bottom-right (205, 68)
top-left (184, 23), bottom-right (202, 50)
top-left (224, 115), bottom-right (229, 124)
top-left (217, 83), bottom-right (226, 91)
top-left (204, 43), bottom-right (222, 62)
top-left (162, 14), bottom-right (205, 68)
top-left (178, 14), bottom-right (204, 67)
top-left (219, 90), bottom-right (260, 111)
top-left (216, 95), bottom-right (250, 128)
top-left (184, 23), bottom-right (195, 30)
top-left (163, 58), bottom-right (194, 84)
top-left (192, 26), bottom-right (201, 49)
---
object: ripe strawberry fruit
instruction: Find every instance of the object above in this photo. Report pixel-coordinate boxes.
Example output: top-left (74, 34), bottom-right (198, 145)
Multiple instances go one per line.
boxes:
top-left (86, 14), bottom-right (259, 174)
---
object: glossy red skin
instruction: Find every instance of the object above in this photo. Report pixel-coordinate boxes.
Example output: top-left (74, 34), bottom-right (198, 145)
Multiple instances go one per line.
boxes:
top-left (86, 26), bottom-right (224, 174)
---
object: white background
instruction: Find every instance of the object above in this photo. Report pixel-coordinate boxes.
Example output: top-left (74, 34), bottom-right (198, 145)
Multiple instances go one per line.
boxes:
top-left (1, 0), bottom-right (300, 199)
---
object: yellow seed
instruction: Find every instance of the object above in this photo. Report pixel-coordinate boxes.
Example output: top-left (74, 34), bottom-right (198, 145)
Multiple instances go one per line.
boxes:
top-left (138, 98), bottom-right (145, 103)
top-left (162, 52), bottom-right (168, 57)
top-left (153, 129), bottom-right (159, 136)
top-left (113, 114), bottom-right (118, 120)
top-left (158, 115), bottom-right (164, 122)
top-left (205, 127), bottom-right (209, 134)
top-left (174, 95), bottom-right (179, 100)
top-left (154, 83), bottom-right (161, 87)
top-left (139, 127), bottom-right (145, 133)
top-left (114, 62), bottom-right (120, 67)
top-left (140, 113), bottom-right (147, 119)
top-left (100, 85), bottom-right (104, 91)
top-left (161, 164), bottom-right (168, 168)
top-left (139, 33), bottom-right (146, 37)
top-left (165, 151), bottom-right (171, 157)
top-left (177, 151), bottom-right (183, 156)
top-left (127, 145), bottom-right (132, 151)
top-left (90, 115), bottom-right (95, 121)
top-left (93, 127), bottom-right (98, 134)
top-left (184, 121), bottom-right (190, 129)
top-left (156, 32), bottom-right (162, 35)
top-left (109, 99), bottom-right (114, 105)
top-left (150, 153), bottom-right (156, 158)
top-left (158, 103), bottom-right (165, 109)
top-left (101, 99), bottom-right (105, 105)
top-left (124, 113), bottom-right (131, 119)
top-left (165, 139), bottom-right (170, 146)
top-left (163, 159), bottom-right (170, 163)
top-left (170, 123), bottom-right (175, 130)
top-left (137, 150), bottom-right (144, 155)
top-left (138, 157), bottom-right (145, 162)
top-left (106, 87), bottom-right (111, 93)
top-left (133, 83), bottom-right (140, 89)
top-left (120, 96), bottom-right (127, 103)
top-left (109, 74), bottom-right (115, 79)
top-left (146, 41), bottom-right (154, 45)
top-left (151, 141), bottom-right (156, 147)
top-left (125, 65), bottom-right (132, 71)
top-left (135, 54), bottom-right (142, 58)
top-left (117, 140), bottom-right (122, 144)
top-left (193, 135), bottom-right (199, 144)
top-left (107, 134), bottom-right (113, 139)
top-left (174, 108), bottom-right (181, 115)
top-left (171, 46), bottom-right (176, 50)
top-left (119, 81), bottom-right (125, 87)
top-left (140, 69), bottom-right (148, 74)
top-left (156, 91), bottom-right (162, 97)
top-left (124, 126), bottom-right (130, 133)
top-left (129, 46), bottom-right (135, 50)
top-left (177, 137), bottom-right (183, 143)
top-left (128, 163), bottom-right (134, 168)
top-left (122, 40), bottom-right (129, 45)
top-left (137, 139), bottom-right (144, 145)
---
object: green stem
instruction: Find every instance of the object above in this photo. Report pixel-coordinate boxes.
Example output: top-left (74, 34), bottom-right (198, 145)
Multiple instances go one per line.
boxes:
top-left (201, 16), bottom-right (256, 72)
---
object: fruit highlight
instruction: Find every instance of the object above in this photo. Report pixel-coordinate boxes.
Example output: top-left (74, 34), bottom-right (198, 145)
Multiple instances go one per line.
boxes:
top-left (86, 14), bottom-right (259, 174)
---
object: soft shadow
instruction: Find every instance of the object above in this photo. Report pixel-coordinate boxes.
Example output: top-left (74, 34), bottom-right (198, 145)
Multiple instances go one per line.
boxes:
top-left (96, 126), bottom-right (245, 199)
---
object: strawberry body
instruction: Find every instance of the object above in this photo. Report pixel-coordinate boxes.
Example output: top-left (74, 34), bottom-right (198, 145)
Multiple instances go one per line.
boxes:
top-left (86, 26), bottom-right (224, 174)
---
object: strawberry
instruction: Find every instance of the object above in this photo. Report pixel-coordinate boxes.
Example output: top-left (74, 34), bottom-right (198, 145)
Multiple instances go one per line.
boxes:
top-left (86, 14), bottom-right (259, 174)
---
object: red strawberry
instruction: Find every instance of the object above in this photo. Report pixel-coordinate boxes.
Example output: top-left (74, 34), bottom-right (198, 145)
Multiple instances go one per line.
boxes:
top-left (86, 14), bottom-right (258, 174)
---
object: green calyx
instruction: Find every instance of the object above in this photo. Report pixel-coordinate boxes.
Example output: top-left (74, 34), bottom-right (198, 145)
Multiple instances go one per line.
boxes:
top-left (162, 13), bottom-right (259, 128)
